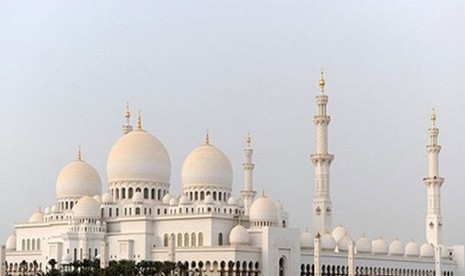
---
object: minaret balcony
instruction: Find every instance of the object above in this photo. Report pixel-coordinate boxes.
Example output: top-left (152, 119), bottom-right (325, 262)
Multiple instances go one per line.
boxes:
top-left (310, 153), bottom-right (334, 165)
top-left (313, 116), bottom-right (331, 125)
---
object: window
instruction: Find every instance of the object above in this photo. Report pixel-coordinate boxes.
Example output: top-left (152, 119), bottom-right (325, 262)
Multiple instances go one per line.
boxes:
top-left (184, 233), bottom-right (189, 247)
top-left (135, 208), bottom-right (140, 215)
top-left (164, 234), bottom-right (169, 247)
top-left (198, 233), bottom-right (203, 246)
top-left (218, 233), bottom-right (223, 246)
top-left (191, 233), bottom-right (196, 246)
top-left (177, 234), bottom-right (182, 247)
top-left (144, 188), bottom-right (149, 199)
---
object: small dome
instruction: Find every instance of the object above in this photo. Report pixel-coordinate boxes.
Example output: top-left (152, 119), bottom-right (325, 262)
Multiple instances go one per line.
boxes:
top-left (337, 234), bottom-right (352, 252)
top-left (6, 235), bottom-right (16, 250)
top-left (169, 197), bottom-right (179, 206)
top-left (51, 205), bottom-right (58, 213)
top-left (405, 240), bottom-right (420, 257)
top-left (73, 195), bottom-right (101, 219)
top-left (102, 192), bottom-right (113, 204)
top-left (107, 130), bottom-right (171, 183)
top-left (227, 196), bottom-right (237, 206)
top-left (300, 230), bottom-right (314, 249)
top-left (28, 210), bottom-right (44, 223)
top-left (162, 193), bottom-right (173, 205)
top-left (56, 159), bottom-right (102, 199)
top-left (332, 224), bottom-right (346, 243)
top-left (372, 237), bottom-right (388, 255)
top-left (420, 242), bottom-right (434, 258)
top-left (179, 194), bottom-right (191, 205)
top-left (389, 239), bottom-right (405, 256)
top-left (132, 191), bottom-right (143, 203)
top-left (321, 233), bottom-right (336, 251)
top-left (204, 194), bottom-right (214, 205)
top-left (229, 224), bottom-right (250, 246)
top-left (356, 235), bottom-right (372, 253)
top-left (438, 245), bottom-right (449, 259)
top-left (182, 144), bottom-right (233, 191)
top-left (62, 254), bottom-right (72, 264)
top-left (44, 206), bottom-right (51, 215)
top-left (249, 193), bottom-right (278, 225)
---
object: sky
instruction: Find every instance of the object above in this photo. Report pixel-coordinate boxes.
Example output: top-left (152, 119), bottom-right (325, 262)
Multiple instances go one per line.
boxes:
top-left (0, 1), bottom-right (464, 247)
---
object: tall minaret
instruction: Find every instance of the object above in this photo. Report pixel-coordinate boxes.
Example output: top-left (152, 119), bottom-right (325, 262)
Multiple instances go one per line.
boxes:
top-left (241, 132), bottom-right (256, 216)
top-left (311, 71), bottom-right (334, 234)
top-left (423, 109), bottom-right (444, 246)
top-left (122, 103), bottom-right (133, 135)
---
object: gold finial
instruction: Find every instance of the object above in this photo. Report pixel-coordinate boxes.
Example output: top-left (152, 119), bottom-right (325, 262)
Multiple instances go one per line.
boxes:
top-left (205, 129), bottom-right (210, 145)
top-left (137, 110), bottom-right (142, 130)
top-left (125, 103), bottom-right (131, 124)
top-left (246, 130), bottom-right (251, 148)
top-left (77, 147), bottom-right (82, 161)
top-left (319, 69), bottom-right (325, 94)
top-left (430, 108), bottom-right (436, 127)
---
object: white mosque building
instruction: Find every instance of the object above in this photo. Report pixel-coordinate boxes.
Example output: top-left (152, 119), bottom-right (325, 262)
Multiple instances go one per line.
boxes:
top-left (1, 74), bottom-right (464, 276)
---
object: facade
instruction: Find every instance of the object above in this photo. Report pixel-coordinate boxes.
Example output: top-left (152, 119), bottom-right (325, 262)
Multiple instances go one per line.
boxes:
top-left (2, 74), bottom-right (464, 276)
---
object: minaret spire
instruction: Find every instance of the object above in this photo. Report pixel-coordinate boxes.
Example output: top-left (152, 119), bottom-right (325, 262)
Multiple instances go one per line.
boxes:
top-left (423, 108), bottom-right (444, 246)
top-left (77, 147), bottom-right (82, 161)
top-left (136, 110), bottom-right (143, 131)
top-left (311, 70), bottom-right (334, 234)
top-left (122, 103), bottom-right (133, 135)
top-left (241, 131), bottom-right (256, 216)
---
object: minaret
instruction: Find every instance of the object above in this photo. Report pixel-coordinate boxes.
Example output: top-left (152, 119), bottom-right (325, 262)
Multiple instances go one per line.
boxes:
top-left (423, 109), bottom-right (444, 246)
top-left (122, 104), bottom-right (133, 135)
top-left (241, 131), bottom-right (256, 216)
top-left (311, 71), bottom-right (334, 234)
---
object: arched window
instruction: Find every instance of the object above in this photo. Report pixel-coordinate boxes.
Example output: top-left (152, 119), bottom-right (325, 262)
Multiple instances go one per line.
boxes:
top-left (136, 187), bottom-right (141, 193)
top-left (37, 239), bottom-right (40, 250)
top-left (27, 239), bottom-right (30, 251)
top-left (151, 188), bottom-right (155, 200)
top-left (135, 208), bottom-right (140, 215)
top-left (70, 201), bottom-right (74, 209)
top-left (191, 233), bottom-right (196, 246)
top-left (32, 239), bottom-right (35, 250)
top-left (279, 257), bottom-right (286, 276)
top-left (200, 191), bottom-right (205, 200)
top-left (121, 188), bottom-right (126, 199)
top-left (101, 208), bottom-right (104, 217)
top-left (115, 189), bottom-right (119, 200)
top-left (164, 234), bottom-right (169, 247)
top-left (198, 233), bottom-right (203, 246)
top-left (219, 192), bottom-right (222, 201)
top-left (143, 188), bottom-right (149, 199)
top-left (195, 191), bottom-right (198, 200)
top-left (218, 233), bottom-right (223, 246)
top-left (184, 233), bottom-right (189, 247)
top-left (128, 187), bottom-right (133, 199)
top-left (109, 208), bottom-right (112, 217)
top-left (213, 191), bottom-right (217, 200)
top-left (177, 234), bottom-right (182, 247)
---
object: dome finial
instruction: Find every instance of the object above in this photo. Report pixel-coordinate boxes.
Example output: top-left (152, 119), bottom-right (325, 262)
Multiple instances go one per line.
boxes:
top-left (430, 108), bottom-right (436, 127)
top-left (137, 110), bottom-right (143, 131)
top-left (125, 103), bottom-right (131, 124)
top-left (205, 129), bottom-right (210, 145)
top-left (319, 69), bottom-right (325, 94)
top-left (77, 147), bottom-right (82, 161)
top-left (246, 130), bottom-right (251, 149)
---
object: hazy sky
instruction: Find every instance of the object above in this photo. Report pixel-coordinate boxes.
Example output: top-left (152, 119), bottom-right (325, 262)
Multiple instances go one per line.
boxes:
top-left (1, 1), bottom-right (464, 247)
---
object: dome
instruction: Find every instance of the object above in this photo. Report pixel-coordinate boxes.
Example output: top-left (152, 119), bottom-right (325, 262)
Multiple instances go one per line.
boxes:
top-left (300, 230), bottom-right (314, 249)
top-left (107, 130), bottom-right (171, 183)
top-left (62, 254), bottom-right (72, 264)
top-left (44, 206), bottom-right (51, 215)
top-left (181, 144), bottom-right (233, 190)
top-left (420, 242), bottom-right (434, 258)
top-left (204, 194), bottom-right (214, 205)
top-left (28, 210), bottom-right (44, 223)
top-left (405, 240), bottom-right (420, 257)
top-left (56, 159), bottom-right (102, 199)
top-left (102, 192), bottom-right (113, 204)
top-left (169, 197), bottom-right (178, 206)
top-left (229, 224), bottom-right (250, 246)
top-left (372, 237), bottom-right (388, 255)
top-left (6, 235), bottom-right (16, 251)
top-left (249, 193), bottom-right (278, 225)
top-left (337, 234), bottom-right (352, 252)
top-left (321, 233), bottom-right (336, 251)
top-left (51, 205), bottom-right (58, 213)
top-left (227, 196), bottom-right (237, 206)
top-left (162, 193), bottom-right (173, 205)
top-left (356, 235), bottom-right (372, 253)
top-left (132, 192), bottom-right (143, 203)
top-left (73, 195), bottom-right (101, 219)
top-left (389, 239), bottom-right (405, 256)
top-left (93, 195), bottom-right (102, 203)
top-left (332, 224), bottom-right (346, 243)
top-left (179, 194), bottom-right (191, 205)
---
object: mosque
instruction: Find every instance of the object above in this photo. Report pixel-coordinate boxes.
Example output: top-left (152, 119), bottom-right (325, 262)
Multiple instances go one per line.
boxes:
top-left (1, 73), bottom-right (464, 276)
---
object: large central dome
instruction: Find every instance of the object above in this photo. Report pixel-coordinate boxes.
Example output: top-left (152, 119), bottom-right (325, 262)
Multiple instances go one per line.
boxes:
top-left (182, 143), bottom-right (233, 190)
top-left (107, 130), bottom-right (171, 183)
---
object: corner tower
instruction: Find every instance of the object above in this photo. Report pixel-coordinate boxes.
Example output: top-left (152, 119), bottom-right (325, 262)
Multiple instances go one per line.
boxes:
top-left (423, 109), bottom-right (444, 246)
top-left (311, 71), bottom-right (334, 234)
